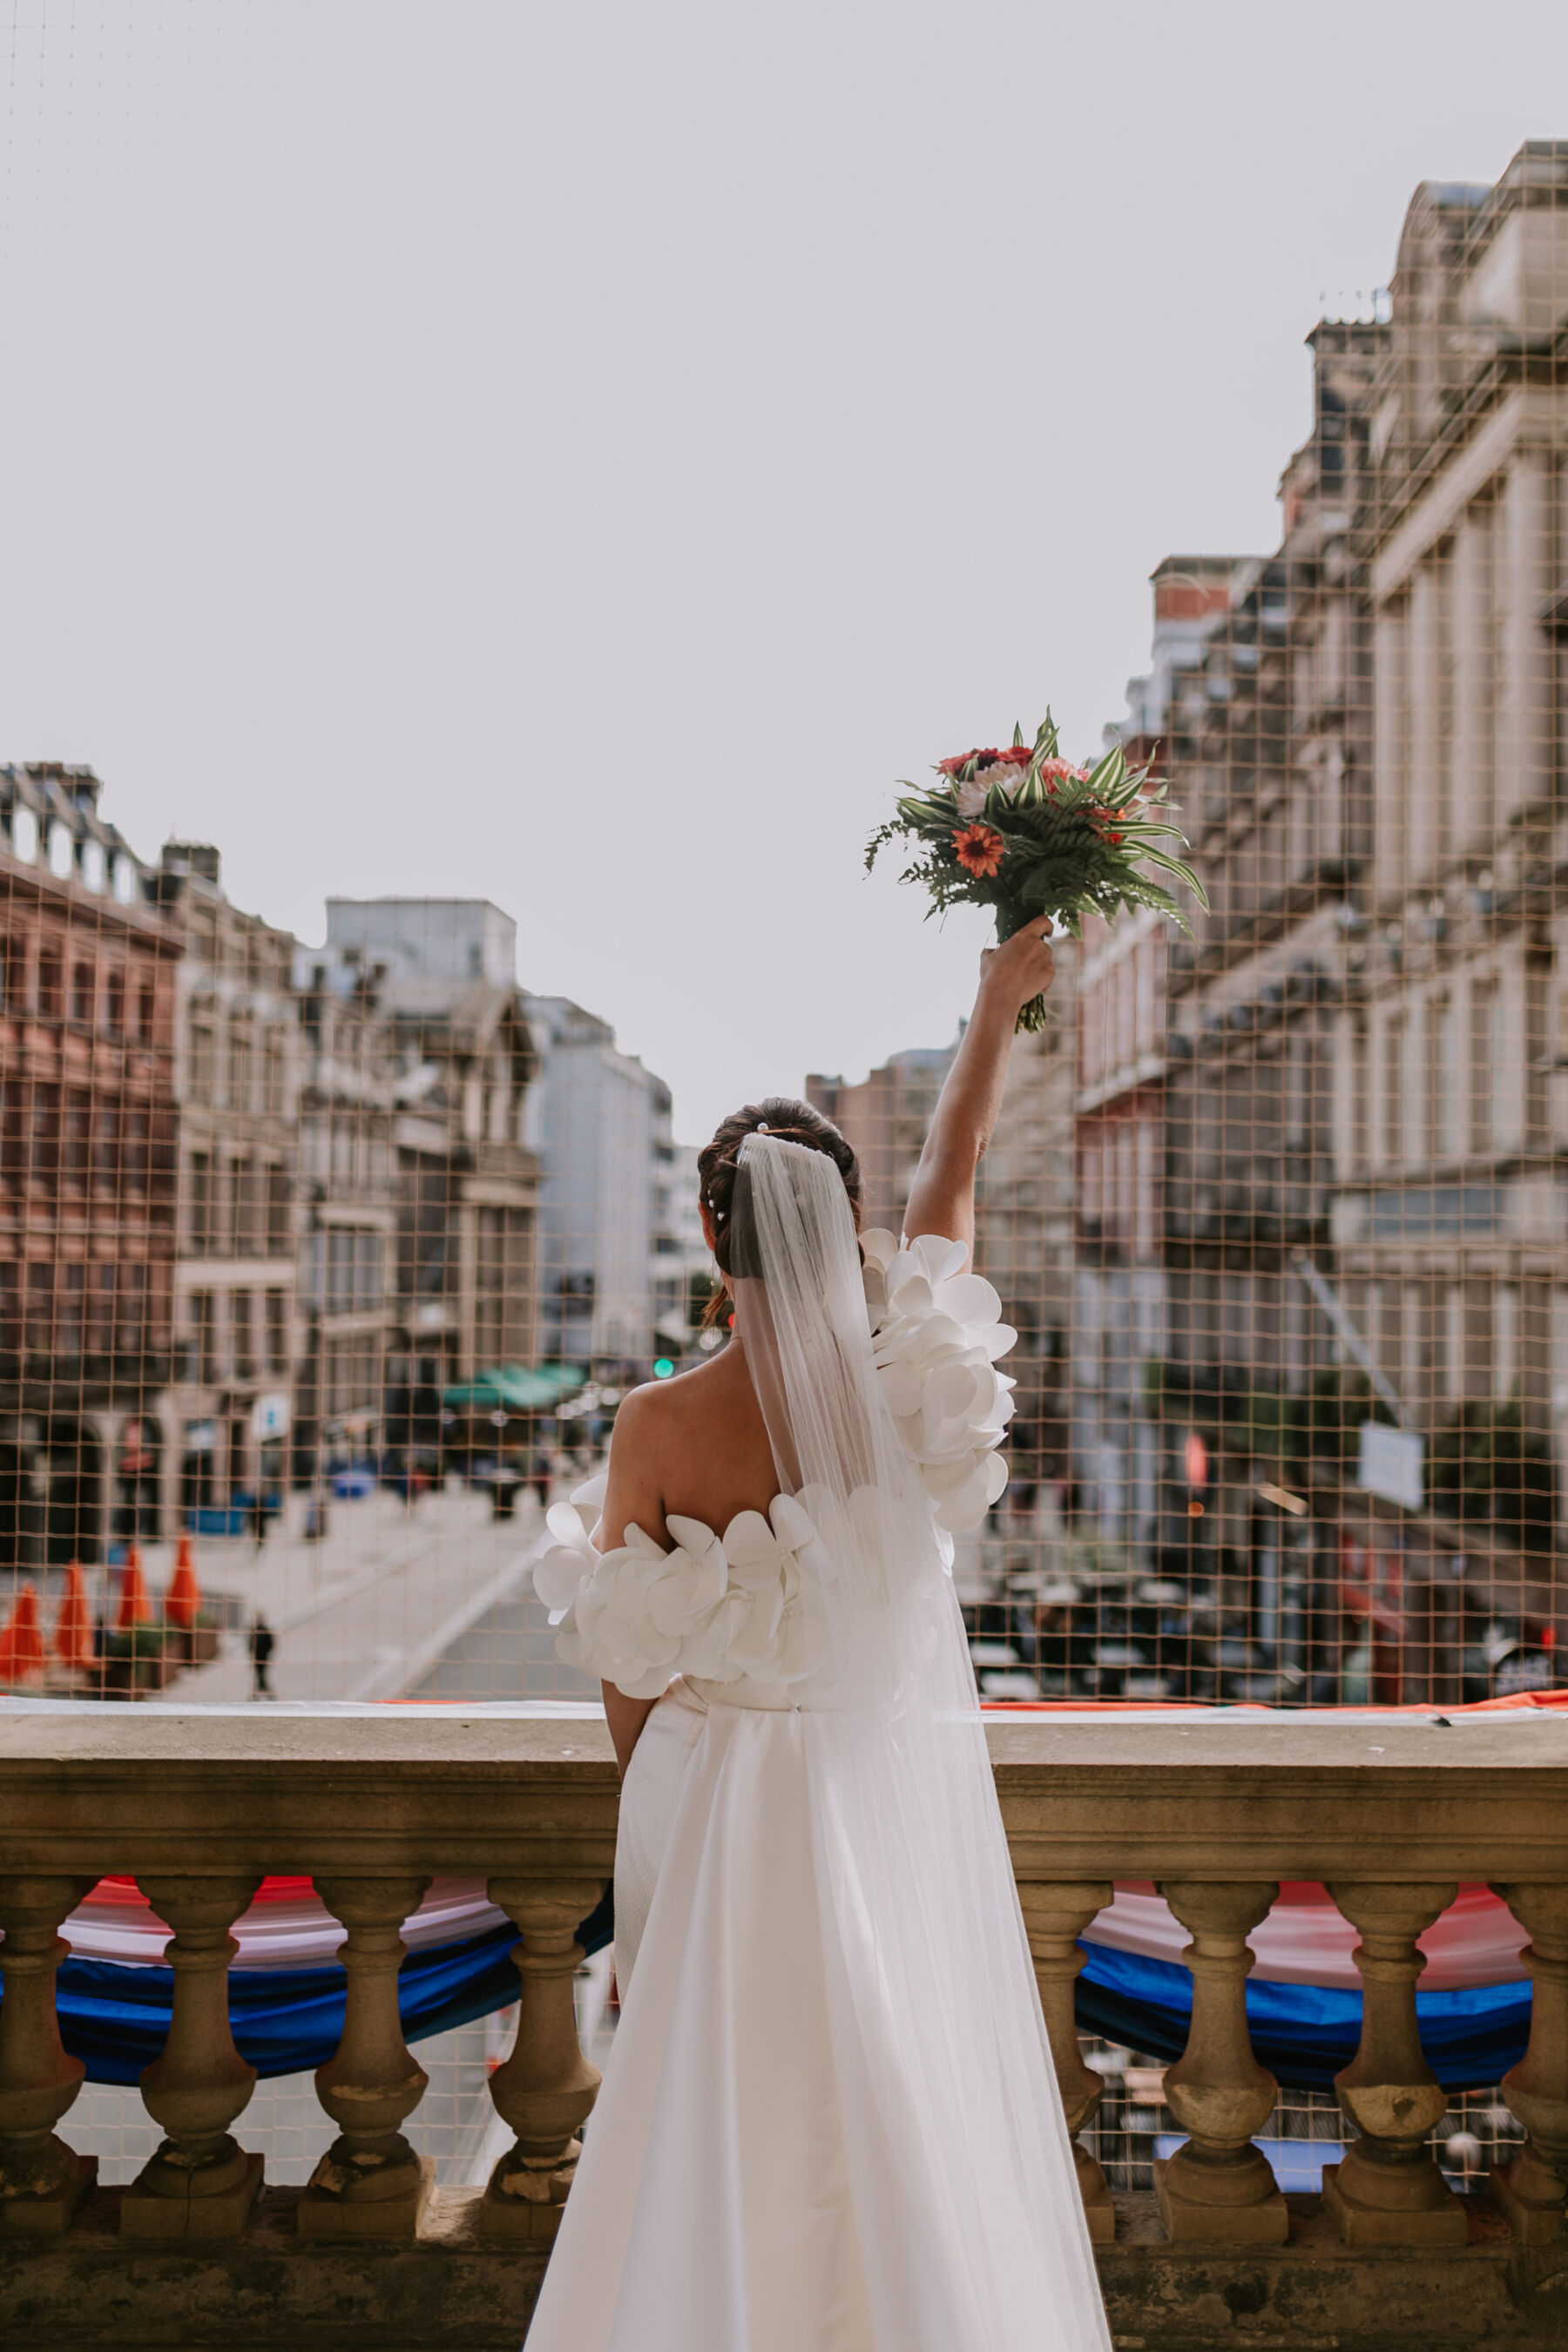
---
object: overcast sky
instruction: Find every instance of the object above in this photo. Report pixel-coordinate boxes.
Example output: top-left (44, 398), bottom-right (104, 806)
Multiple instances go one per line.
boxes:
top-left (3, 2), bottom-right (1565, 1139)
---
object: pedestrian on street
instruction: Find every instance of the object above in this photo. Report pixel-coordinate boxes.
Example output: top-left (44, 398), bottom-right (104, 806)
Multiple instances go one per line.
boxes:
top-left (248, 1612), bottom-right (275, 1700)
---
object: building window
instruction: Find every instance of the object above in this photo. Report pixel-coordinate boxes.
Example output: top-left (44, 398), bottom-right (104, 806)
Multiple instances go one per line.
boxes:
top-left (233, 1289), bottom-right (255, 1378)
top-left (1424, 995), bottom-right (1445, 1166)
top-left (1348, 1015), bottom-right (1369, 1175)
top-left (266, 1164), bottom-right (292, 1256)
top-left (124, 1108), bottom-right (149, 1193)
top-left (230, 1020), bottom-right (254, 1115)
top-left (118, 1262), bottom-right (146, 1357)
top-left (230, 1156), bottom-right (260, 1256)
top-left (264, 1032), bottom-right (287, 1116)
top-left (106, 970), bottom-right (125, 1036)
top-left (1470, 981), bottom-right (1495, 1158)
top-left (70, 963), bottom-right (95, 1026)
top-left (0, 1260), bottom-right (18, 1352)
top-left (93, 1103), bottom-right (118, 1189)
top-left (24, 1261), bottom-right (51, 1352)
top-left (189, 1018), bottom-right (216, 1099)
top-left (189, 1151), bottom-right (214, 1254)
top-left (1381, 1016), bottom-right (1404, 1169)
top-left (265, 1288), bottom-right (289, 1374)
top-left (29, 1083), bottom-right (58, 1184)
top-left (189, 1290), bottom-right (216, 1383)
top-left (57, 1262), bottom-right (84, 1360)
top-left (358, 1230), bottom-right (383, 1308)
top-left (327, 1229), bottom-right (354, 1309)
top-left (90, 1264), bottom-right (115, 1355)
top-left (36, 950), bottom-right (63, 1021)
top-left (62, 1091), bottom-right (91, 1186)
top-left (475, 1206), bottom-right (519, 1367)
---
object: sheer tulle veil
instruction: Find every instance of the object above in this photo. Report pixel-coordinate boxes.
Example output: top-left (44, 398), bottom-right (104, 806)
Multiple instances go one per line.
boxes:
top-left (729, 1136), bottom-right (1110, 2348)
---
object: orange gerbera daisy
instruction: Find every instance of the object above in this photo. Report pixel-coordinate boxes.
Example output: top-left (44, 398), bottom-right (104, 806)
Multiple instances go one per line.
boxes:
top-left (952, 822), bottom-right (1005, 878)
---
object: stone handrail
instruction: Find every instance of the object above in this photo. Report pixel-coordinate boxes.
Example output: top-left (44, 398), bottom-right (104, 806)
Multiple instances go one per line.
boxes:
top-left (1, 1706), bottom-right (1566, 2274)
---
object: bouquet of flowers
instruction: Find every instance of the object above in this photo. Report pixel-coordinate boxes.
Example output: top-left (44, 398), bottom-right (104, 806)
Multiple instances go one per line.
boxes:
top-left (866, 713), bottom-right (1206, 1030)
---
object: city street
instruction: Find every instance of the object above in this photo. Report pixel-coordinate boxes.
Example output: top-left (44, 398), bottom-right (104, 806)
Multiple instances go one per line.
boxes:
top-left (65, 1475), bottom-right (609, 2189)
top-left (113, 1477), bottom-right (595, 1706)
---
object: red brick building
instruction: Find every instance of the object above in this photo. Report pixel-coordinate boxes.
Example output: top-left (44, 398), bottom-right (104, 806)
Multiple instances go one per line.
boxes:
top-left (0, 765), bottom-right (181, 1569)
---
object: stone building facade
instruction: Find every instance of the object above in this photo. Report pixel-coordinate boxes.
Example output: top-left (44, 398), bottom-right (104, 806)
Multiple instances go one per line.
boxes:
top-left (1155, 325), bottom-right (1382, 1577)
top-left (1339, 145), bottom-right (1568, 1505)
top-left (324, 902), bottom-right (540, 1431)
top-left (0, 765), bottom-right (180, 1566)
top-left (291, 940), bottom-right (402, 1477)
top-left (162, 844), bottom-right (300, 1513)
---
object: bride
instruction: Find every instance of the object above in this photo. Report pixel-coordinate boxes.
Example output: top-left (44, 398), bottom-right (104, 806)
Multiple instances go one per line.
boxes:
top-left (526, 920), bottom-right (1110, 2351)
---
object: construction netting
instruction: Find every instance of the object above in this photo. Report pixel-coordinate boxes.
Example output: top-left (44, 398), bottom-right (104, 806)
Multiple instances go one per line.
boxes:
top-left (2, 0), bottom-right (1565, 2213)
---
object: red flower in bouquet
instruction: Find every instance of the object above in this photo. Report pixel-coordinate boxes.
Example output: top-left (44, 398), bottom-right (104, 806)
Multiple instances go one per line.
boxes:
top-left (867, 710), bottom-right (1206, 1033)
top-left (952, 822), bottom-right (1006, 878)
top-left (936, 746), bottom-right (1031, 780)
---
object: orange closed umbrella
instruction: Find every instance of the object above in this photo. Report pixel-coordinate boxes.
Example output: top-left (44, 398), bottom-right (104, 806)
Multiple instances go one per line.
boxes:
top-left (53, 1562), bottom-right (96, 1673)
top-left (116, 1551), bottom-right (153, 1631)
top-left (0, 1583), bottom-right (46, 1681)
top-left (165, 1534), bottom-right (201, 1632)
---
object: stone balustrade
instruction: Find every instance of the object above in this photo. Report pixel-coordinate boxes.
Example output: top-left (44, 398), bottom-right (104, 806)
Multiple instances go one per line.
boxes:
top-left (0, 1707), bottom-right (1566, 2348)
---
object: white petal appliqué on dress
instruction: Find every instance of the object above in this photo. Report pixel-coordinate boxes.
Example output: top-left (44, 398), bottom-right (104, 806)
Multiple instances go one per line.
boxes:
top-left (531, 1235), bottom-right (1017, 1693)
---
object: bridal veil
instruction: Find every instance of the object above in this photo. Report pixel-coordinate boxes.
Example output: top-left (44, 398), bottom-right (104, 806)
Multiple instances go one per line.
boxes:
top-left (728, 1134), bottom-right (1110, 2348)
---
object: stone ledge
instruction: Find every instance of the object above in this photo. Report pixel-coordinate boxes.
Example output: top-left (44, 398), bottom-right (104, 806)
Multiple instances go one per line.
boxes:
top-left (0, 2182), bottom-right (549, 2349)
top-left (1098, 2191), bottom-right (1568, 2348)
top-left (4, 2186), bottom-right (1566, 2349)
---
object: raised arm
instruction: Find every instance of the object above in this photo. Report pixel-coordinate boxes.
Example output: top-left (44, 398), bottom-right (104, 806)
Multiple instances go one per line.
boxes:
top-left (902, 918), bottom-right (1056, 1250)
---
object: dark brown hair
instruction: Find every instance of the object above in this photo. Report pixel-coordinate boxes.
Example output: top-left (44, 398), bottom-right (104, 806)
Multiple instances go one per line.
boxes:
top-left (697, 1097), bottom-right (862, 1328)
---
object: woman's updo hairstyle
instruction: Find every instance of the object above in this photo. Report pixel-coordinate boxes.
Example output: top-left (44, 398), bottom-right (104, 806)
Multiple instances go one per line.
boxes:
top-left (698, 1097), bottom-right (862, 1327)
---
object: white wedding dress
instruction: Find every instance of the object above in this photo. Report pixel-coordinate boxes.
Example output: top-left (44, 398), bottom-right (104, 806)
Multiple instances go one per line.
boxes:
top-left (525, 1140), bottom-right (1111, 2352)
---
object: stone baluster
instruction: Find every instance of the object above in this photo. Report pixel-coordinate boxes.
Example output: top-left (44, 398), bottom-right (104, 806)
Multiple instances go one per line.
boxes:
top-left (122, 1875), bottom-right (263, 2238)
top-left (0, 1876), bottom-right (96, 2234)
top-left (481, 1876), bottom-right (604, 2241)
top-left (1322, 1881), bottom-right (1464, 2246)
top-left (1017, 1879), bottom-right (1116, 2243)
top-left (1154, 1880), bottom-right (1287, 2243)
top-left (299, 1875), bottom-right (433, 2238)
top-left (1490, 1882), bottom-right (1568, 2244)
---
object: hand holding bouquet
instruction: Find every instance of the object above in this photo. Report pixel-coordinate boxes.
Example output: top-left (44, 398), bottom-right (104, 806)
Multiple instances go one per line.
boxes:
top-left (866, 714), bottom-right (1206, 1031)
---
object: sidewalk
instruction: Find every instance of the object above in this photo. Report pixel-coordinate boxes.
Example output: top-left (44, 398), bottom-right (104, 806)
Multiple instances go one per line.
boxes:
top-left (169, 1481), bottom-right (547, 1703)
top-left (0, 1482), bottom-right (549, 1705)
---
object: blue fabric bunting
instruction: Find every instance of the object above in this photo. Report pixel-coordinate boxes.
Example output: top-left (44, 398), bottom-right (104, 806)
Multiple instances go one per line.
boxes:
top-left (12, 1887), bottom-right (1530, 2093)
top-left (1075, 1940), bottom-right (1531, 2093)
top-left (38, 1885), bottom-right (615, 2086)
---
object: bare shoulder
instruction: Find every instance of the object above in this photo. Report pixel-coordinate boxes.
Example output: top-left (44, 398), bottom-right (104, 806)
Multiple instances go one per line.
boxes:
top-left (607, 1364), bottom-right (706, 1448)
top-left (603, 1379), bottom-right (664, 1461)
top-left (605, 1348), bottom-right (775, 1531)
top-left (605, 1352), bottom-right (760, 1472)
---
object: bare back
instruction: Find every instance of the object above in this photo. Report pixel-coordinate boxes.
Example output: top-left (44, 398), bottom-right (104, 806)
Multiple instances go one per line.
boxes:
top-left (597, 1339), bottom-right (778, 1557)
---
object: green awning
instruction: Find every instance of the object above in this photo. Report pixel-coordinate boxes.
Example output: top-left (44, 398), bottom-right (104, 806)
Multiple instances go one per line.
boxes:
top-left (443, 1363), bottom-right (588, 1411)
